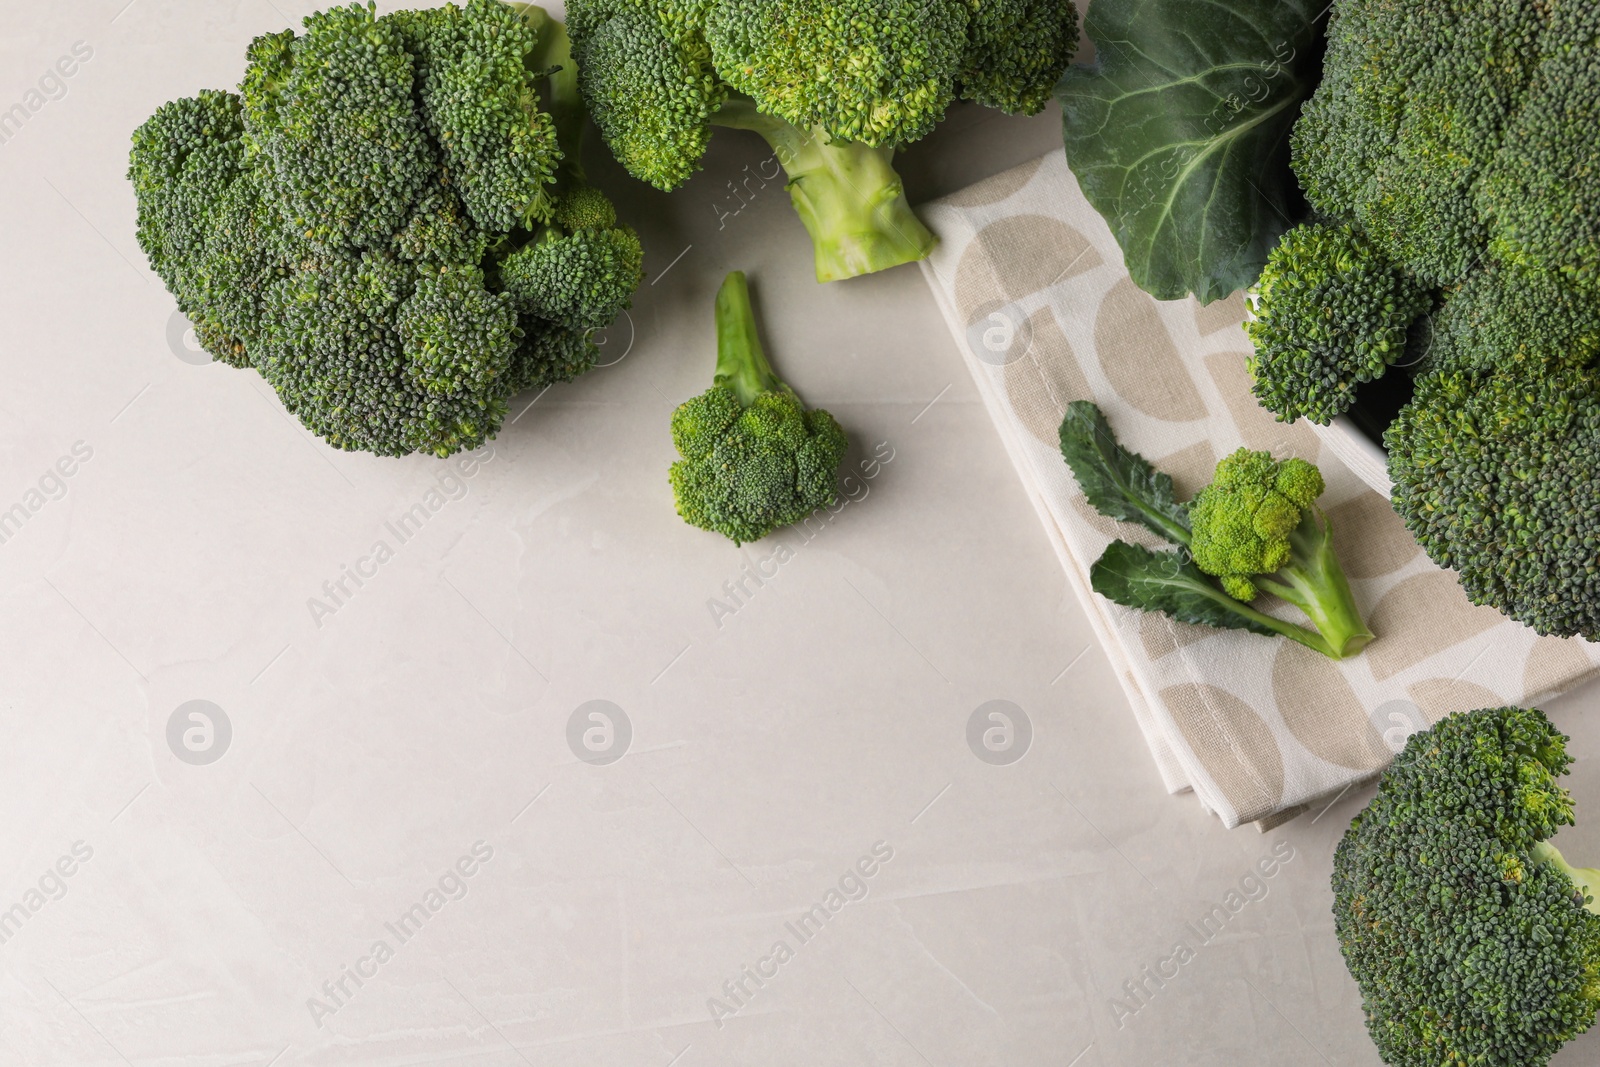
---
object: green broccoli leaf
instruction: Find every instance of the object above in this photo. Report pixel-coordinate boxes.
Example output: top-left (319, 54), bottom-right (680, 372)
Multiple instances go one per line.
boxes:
top-left (1056, 0), bottom-right (1327, 303)
top-left (1058, 401), bottom-right (1191, 545)
top-left (1091, 542), bottom-right (1278, 637)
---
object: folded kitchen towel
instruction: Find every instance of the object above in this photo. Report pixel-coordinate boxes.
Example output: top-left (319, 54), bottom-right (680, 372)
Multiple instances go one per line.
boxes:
top-left (918, 149), bottom-right (1600, 828)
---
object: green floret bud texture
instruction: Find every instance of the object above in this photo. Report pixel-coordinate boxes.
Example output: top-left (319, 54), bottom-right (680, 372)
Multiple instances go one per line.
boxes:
top-left (128, 1), bottom-right (640, 458)
top-left (954, 0), bottom-right (1079, 115)
top-left (566, 0), bottom-right (724, 190)
top-left (1247, 221), bottom-right (1431, 425)
top-left (1190, 449), bottom-right (1324, 602)
top-left (1332, 706), bottom-right (1600, 1067)
top-left (1387, 356), bottom-right (1600, 640)
top-left (498, 225), bottom-right (645, 331)
top-left (705, 0), bottom-right (969, 148)
top-left (670, 390), bottom-right (849, 544)
top-left (1260, 0), bottom-right (1600, 636)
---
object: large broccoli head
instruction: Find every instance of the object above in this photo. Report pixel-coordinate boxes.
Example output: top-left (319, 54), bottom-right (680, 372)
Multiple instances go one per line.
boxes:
top-left (566, 0), bottom-right (1076, 280)
top-left (1249, 0), bottom-right (1600, 634)
top-left (129, 1), bottom-right (642, 458)
top-left (1332, 705), bottom-right (1600, 1067)
top-left (1385, 269), bottom-right (1600, 640)
top-left (669, 272), bottom-right (848, 544)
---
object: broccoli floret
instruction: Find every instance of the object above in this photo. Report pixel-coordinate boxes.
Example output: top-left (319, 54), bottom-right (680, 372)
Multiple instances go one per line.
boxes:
top-left (389, 0), bottom-right (562, 233)
top-left (1189, 449), bottom-right (1372, 657)
top-left (670, 272), bottom-right (848, 543)
top-left (705, 0), bottom-right (969, 147)
top-left (566, 0), bottom-right (1076, 281)
top-left (240, 5), bottom-right (436, 251)
top-left (497, 8), bottom-right (645, 333)
top-left (507, 319), bottom-right (598, 394)
top-left (128, 2), bottom-right (641, 458)
top-left (1332, 705), bottom-right (1600, 1067)
top-left (1247, 221), bottom-right (1432, 425)
top-left (1060, 404), bottom-right (1373, 660)
top-left (956, 0), bottom-right (1078, 115)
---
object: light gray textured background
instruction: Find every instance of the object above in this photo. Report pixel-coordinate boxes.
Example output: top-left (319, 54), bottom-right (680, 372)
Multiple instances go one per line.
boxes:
top-left (1, 2), bottom-right (1598, 1065)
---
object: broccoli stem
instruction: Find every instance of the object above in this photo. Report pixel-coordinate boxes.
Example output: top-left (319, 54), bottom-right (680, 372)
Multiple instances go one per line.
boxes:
top-left (1533, 841), bottom-right (1600, 915)
top-left (712, 97), bottom-right (938, 282)
top-left (1253, 510), bottom-right (1374, 660)
top-left (713, 271), bottom-right (785, 406)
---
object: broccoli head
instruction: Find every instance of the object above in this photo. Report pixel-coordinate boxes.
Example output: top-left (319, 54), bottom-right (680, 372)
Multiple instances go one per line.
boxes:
top-left (129, 1), bottom-right (642, 458)
top-left (670, 272), bottom-right (848, 544)
top-left (1247, 221), bottom-right (1432, 425)
top-left (1332, 705), bottom-right (1600, 1067)
top-left (1386, 269), bottom-right (1600, 640)
top-left (566, 0), bottom-right (1077, 281)
top-left (1185, 448), bottom-right (1372, 658)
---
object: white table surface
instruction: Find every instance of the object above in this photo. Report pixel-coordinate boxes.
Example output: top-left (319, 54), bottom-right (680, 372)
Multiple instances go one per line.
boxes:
top-left (3, 3), bottom-right (1598, 1065)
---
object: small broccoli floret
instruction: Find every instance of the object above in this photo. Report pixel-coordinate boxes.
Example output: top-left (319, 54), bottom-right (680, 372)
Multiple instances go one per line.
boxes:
top-left (1332, 705), bottom-right (1600, 1067)
top-left (955, 0), bottom-right (1078, 115)
top-left (390, 0), bottom-right (562, 232)
top-left (670, 272), bottom-right (848, 544)
top-left (1247, 221), bottom-right (1431, 425)
top-left (567, 0), bottom-right (1076, 281)
top-left (565, 0), bottom-right (723, 191)
top-left (499, 220), bottom-right (644, 331)
top-left (1187, 448), bottom-right (1372, 658)
top-left (241, 4), bottom-right (436, 251)
top-left (497, 9), bottom-right (645, 333)
top-left (1060, 404), bottom-right (1373, 660)
top-left (129, 3), bottom-right (640, 458)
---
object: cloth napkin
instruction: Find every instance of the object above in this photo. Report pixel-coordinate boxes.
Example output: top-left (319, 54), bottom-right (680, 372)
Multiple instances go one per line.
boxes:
top-left (917, 149), bottom-right (1600, 828)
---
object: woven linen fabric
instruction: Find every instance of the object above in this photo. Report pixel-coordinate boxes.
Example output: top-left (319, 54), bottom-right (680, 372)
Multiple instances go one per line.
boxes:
top-left (918, 149), bottom-right (1600, 828)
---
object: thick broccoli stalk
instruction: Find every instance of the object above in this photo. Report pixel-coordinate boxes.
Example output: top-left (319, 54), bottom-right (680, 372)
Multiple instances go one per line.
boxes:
top-left (128, 2), bottom-right (642, 458)
top-left (669, 272), bottom-right (849, 543)
top-left (1060, 403), bottom-right (1372, 660)
top-left (1333, 705), bottom-right (1600, 1067)
top-left (1190, 450), bottom-right (1373, 659)
top-left (566, 0), bottom-right (1076, 282)
top-left (711, 99), bottom-right (935, 282)
top-left (1247, 221), bottom-right (1431, 425)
